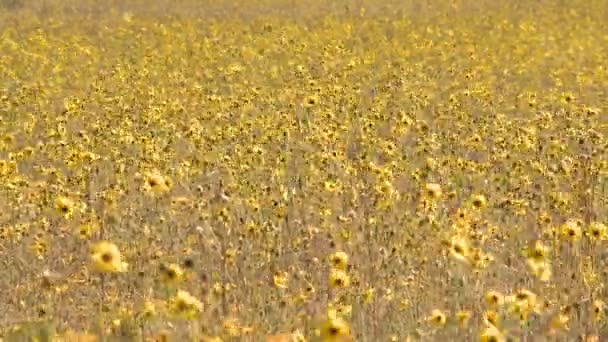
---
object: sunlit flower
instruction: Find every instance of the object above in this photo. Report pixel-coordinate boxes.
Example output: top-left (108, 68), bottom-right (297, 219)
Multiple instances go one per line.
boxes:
top-left (592, 300), bottom-right (605, 322)
top-left (527, 259), bottom-right (552, 282)
top-left (424, 183), bottom-right (442, 199)
top-left (273, 271), bottom-right (289, 289)
top-left (471, 194), bottom-right (487, 209)
top-left (143, 172), bottom-right (171, 194)
top-left (362, 287), bottom-right (375, 305)
top-left (548, 308), bottom-right (569, 334)
top-left (482, 311), bottom-right (500, 329)
top-left (303, 94), bottom-right (319, 108)
top-left (319, 317), bottom-right (350, 342)
top-left (140, 300), bottom-right (157, 320)
top-left (479, 325), bottom-right (504, 342)
top-left (90, 241), bottom-right (128, 273)
top-left (169, 290), bottom-right (203, 319)
top-left (159, 263), bottom-right (184, 285)
top-left (507, 289), bottom-right (541, 321)
top-left (428, 309), bottom-right (447, 326)
top-left (455, 310), bottom-right (472, 328)
top-left (559, 219), bottom-right (582, 242)
top-left (560, 92), bottom-right (576, 104)
top-left (448, 236), bottom-right (471, 264)
top-left (525, 240), bottom-right (552, 281)
top-left (55, 196), bottom-right (75, 218)
top-left (329, 269), bottom-right (350, 289)
top-left (484, 290), bottom-right (505, 308)
top-left (586, 222), bottom-right (607, 241)
top-left (329, 251), bottom-right (349, 270)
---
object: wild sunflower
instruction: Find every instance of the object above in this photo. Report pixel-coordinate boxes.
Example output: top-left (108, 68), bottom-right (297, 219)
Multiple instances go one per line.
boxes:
top-left (455, 310), bottom-right (472, 328)
top-left (428, 309), bottom-right (447, 327)
top-left (479, 325), bottom-right (504, 342)
top-left (90, 241), bottom-right (128, 273)
top-left (329, 269), bottom-right (350, 289)
top-left (329, 251), bottom-right (349, 270)
top-left (471, 194), bottom-right (487, 209)
top-left (586, 222), bottom-right (607, 241)
top-left (448, 236), bottom-right (471, 265)
top-left (143, 172), bottom-right (171, 195)
top-left (303, 94), bottom-right (319, 108)
top-left (592, 299), bottom-right (605, 322)
top-left (484, 290), bottom-right (505, 308)
top-left (273, 271), bottom-right (289, 289)
top-left (524, 241), bottom-right (552, 281)
top-left (482, 311), bottom-right (499, 330)
top-left (159, 263), bottom-right (184, 285)
top-left (319, 316), bottom-right (351, 342)
top-left (424, 183), bottom-right (442, 199)
top-left (169, 290), bottom-right (203, 319)
top-left (559, 219), bottom-right (582, 242)
top-left (55, 196), bottom-right (74, 218)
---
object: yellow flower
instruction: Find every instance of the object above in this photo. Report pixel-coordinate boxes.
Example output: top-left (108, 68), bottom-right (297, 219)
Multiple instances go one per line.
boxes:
top-left (525, 240), bottom-right (549, 262)
top-left (324, 180), bottom-right (339, 192)
top-left (479, 325), bottom-right (504, 342)
top-left (362, 287), bottom-right (375, 304)
top-left (507, 289), bottom-right (540, 320)
top-left (586, 222), bottom-right (607, 241)
top-left (90, 241), bottom-right (128, 273)
top-left (527, 258), bottom-right (552, 282)
top-left (303, 94), bottom-right (319, 108)
top-left (560, 92), bottom-right (576, 104)
top-left (273, 271), bottom-right (289, 289)
top-left (224, 248), bottom-right (238, 265)
top-left (319, 317), bottom-right (350, 342)
top-left (169, 290), bottom-right (203, 319)
top-left (524, 241), bottom-right (552, 281)
top-left (471, 194), bottom-right (487, 209)
top-left (483, 310), bottom-right (499, 327)
top-left (514, 289), bottom-right (537, 306)
top-left (55, 196), bottom-right (74, 218)
top-left (548, 309), bottom-right (569, 334)
top-left (329, 251), bottom-right (349, 270)
top-left (143, 172), bottom-right (171, 194)
top-left (448, 236), bottom-right (470, 265)
top-left (159, 263), bottom-right (184, 285)
top-left (140, 300), bottom-right (156, 320)
top-left (428, 309), bottom-right (447, 326)
top-left (454, 208), bottom-right (470, 225)
top-left (455, 310), bottom-right (472, 328)
top-left (296, 282), bottom-right (315, 302)
top-left (291, 330), bottom-right (306, 342)
top-left (592, 300), bottom-right (605, 322)
top-left (424, 183), bottom-right (442, 199)
top-left (77, 221), bottom-right (98, 239)
top-left (484, 290), bottom-right (505, 308)
top-left (559, 219), bottom-right (582, 242)
top-left (329, 269), bottom-right (350, 289)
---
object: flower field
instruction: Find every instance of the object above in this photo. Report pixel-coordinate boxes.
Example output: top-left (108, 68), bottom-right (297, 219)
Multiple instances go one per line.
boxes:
top-left (1, 0), bottom-right (607, 341)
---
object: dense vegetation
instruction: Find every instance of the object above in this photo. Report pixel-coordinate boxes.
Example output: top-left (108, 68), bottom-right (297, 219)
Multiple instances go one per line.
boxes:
top-left (1, 1), bottom-right (607, 341)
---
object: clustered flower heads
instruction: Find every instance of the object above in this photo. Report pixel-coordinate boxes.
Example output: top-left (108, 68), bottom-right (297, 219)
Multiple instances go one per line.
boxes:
top-left (2, 1), bottom-right (608, 341)
top-left (320, 250), bottom-right (353, 341)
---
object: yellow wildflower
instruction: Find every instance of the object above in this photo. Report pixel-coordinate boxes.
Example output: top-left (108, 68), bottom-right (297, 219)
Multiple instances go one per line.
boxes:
top-left (329, 251), bottom-right (349, 270)
top-left (90, 241), bottom-right (128, 273)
